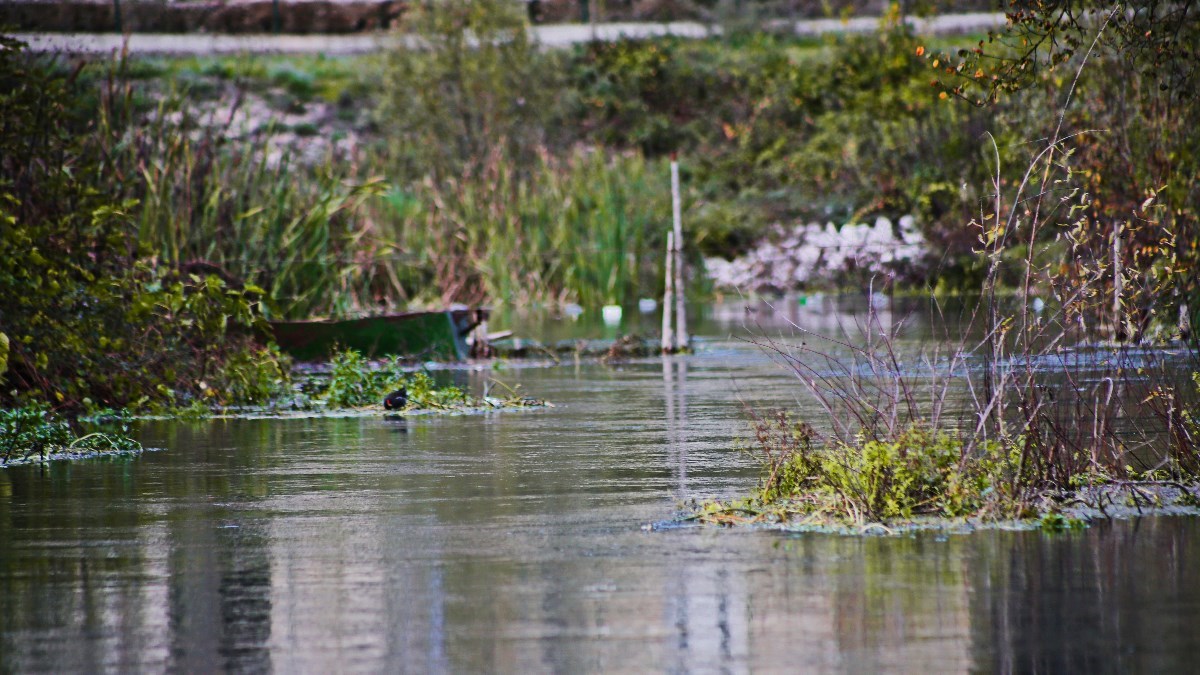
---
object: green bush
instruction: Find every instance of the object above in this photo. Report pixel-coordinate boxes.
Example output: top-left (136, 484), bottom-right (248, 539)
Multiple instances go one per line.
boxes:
top-left (376, 0), bottom-right (559, 181)
top-left (212, 345), bottom-right (293, 406)
top-left (0, 38), bottom-right (275, 409)
top-left (325, 348), bottom-right (394, 408)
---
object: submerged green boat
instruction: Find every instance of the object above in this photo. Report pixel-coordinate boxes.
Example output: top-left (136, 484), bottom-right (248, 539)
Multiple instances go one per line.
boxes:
top-left (270, 308), bottom-right (489, 362)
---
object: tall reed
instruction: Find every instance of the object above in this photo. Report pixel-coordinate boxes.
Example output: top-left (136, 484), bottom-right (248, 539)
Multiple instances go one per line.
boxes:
top-left (375, 148), bottom-right (673, 308)
top-left (92, 52), bottom-right (683, 316)
top-left (93, 71), bottom-right (389, 319)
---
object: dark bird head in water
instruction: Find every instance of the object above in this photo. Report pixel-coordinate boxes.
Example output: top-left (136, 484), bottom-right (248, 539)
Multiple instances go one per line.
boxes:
top-left (383, 387), bottom-right (407, 410)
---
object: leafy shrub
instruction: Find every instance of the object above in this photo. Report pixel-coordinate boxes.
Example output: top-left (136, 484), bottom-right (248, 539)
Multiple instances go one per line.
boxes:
top-left (325, 348), bottom-right (394, 408)
top-left (0, 37), bottom-right (277, 409)
top-left (376, 0), bottom-right (559, 180)
top-left (212, 345), bottom-right (293, 406)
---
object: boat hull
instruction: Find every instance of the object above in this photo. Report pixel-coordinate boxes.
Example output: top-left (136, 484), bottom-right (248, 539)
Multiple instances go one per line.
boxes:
top-left (269, 309), bottom-right (485, 362)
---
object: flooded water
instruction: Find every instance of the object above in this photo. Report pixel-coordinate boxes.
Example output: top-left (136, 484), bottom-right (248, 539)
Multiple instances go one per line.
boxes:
top-left (2, 300), bottom-right (1198, 672)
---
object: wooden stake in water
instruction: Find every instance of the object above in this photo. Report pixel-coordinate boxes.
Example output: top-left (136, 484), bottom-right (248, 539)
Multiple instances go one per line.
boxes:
top-left (1112, 221), bottom-right (1123, 336)
top-left (662, 230), bottom-right (675, 353)
top-left (671, 160), bottom-right (688, 352)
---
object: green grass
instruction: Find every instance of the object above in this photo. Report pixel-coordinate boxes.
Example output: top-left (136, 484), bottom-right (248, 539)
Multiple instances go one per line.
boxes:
top-left (369, 148), bottom-right (675, 308)
top-left (0, 406), bottom-right (142, 464)
top-left (132, 53), bottom-right (368, 102)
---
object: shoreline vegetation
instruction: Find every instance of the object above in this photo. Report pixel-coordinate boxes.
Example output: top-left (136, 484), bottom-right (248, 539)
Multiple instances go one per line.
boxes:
top-left (682, 1), bottom-right (1200, 532)
top-left (687, 307), bottom-right (1200, 531)
top-left (696, 0), bottom-right (1200, 526)
top-left (684, 482), bottom-right (1200, 535)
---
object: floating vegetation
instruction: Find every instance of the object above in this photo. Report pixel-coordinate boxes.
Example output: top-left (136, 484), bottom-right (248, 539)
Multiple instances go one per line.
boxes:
top-left (317, 348), bottom-right (545, 412)
top-left (125, 351), bottom-right (549, 420)
top-left (688, 480), bottom-right (1200, 535)
top-left (1, 406), bottom-right (143, 467)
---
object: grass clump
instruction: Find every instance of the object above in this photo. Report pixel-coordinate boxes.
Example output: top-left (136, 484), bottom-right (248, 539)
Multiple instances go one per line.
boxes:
top-left (702, 412), bottom-right (1007, 527)
top-left (754, 417), bottom-right (1000, 522)
top-left (321, 348), bottom-right (527, 411)
top-left (1, 406), bottom-right (142, 466)
top-left (704, 389), bottom-right (1199, 530)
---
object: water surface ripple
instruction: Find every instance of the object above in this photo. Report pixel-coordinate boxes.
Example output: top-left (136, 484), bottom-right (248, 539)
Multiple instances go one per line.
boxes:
top-left (2, 303), bottom-right (1198, 673)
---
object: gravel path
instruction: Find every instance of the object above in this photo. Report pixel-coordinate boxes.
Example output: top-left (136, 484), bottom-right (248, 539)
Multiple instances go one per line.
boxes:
top-left (14, 14), bottom-right (1006, 55)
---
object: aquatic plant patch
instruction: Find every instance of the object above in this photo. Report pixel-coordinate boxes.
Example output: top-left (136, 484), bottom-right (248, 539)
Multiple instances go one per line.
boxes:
top-left (689, 329), bottom-right (1200, 532)
top-left (0, 406), bottom-right (143, 466)
top-left (313, 348), bottom-right (546, 412)
top-left (696, 415), bottom-right (1016, 526)
top-left (691, 423), bottom-right (1195, 530)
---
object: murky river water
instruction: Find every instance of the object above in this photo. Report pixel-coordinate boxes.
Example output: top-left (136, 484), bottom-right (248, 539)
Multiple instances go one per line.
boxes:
top-left (2, 300), bottom-right (1198, 672)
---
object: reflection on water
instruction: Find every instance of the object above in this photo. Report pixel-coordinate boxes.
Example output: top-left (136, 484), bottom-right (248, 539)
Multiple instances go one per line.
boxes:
top-left (1, 301), bottom-right (1198, 672)
top-left (969, 518), bottom-right (1200, 673)
top-left (664, 356), bottom-right (688, 499)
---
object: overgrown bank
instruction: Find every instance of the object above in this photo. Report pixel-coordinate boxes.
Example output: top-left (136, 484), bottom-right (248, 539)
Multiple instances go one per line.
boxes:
top-left (675, 0), bottom-right (1200, 531)
top-left (693, 285), bottom-right (1200, 530)
top-left (31, 3), bottom-right (1192, 319)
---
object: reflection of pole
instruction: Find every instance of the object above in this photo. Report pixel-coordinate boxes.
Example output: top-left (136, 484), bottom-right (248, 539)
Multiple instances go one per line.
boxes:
top-left (676, 359), bottom-right (687, 492)
top-left (113, 0), bottom-right (123, 32)
top-left (663, 356), bottom-right (688, 497)
top-left (671, 160), bottom-right (688, 351)
top-left (664, 356), bottom-right (675, 475)
top-left (662, 231), bottom-right (675, 353)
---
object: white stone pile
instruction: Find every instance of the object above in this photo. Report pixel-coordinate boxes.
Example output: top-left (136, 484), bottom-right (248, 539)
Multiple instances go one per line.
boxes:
top-left (705, 216), bottom-right (928, 293)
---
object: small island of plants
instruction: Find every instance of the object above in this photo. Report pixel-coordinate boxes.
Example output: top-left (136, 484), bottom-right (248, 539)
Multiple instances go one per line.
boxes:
top-left (1, 346), bottom-right (546, 467)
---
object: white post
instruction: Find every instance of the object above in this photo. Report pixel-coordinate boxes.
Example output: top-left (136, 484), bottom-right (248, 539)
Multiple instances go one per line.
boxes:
top-left (671, 160), bottom-right (688, 352)
top-left (1112, 222), bottom-right (1123, 334)
top-left (662, 230), bottom-right (675, 353)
